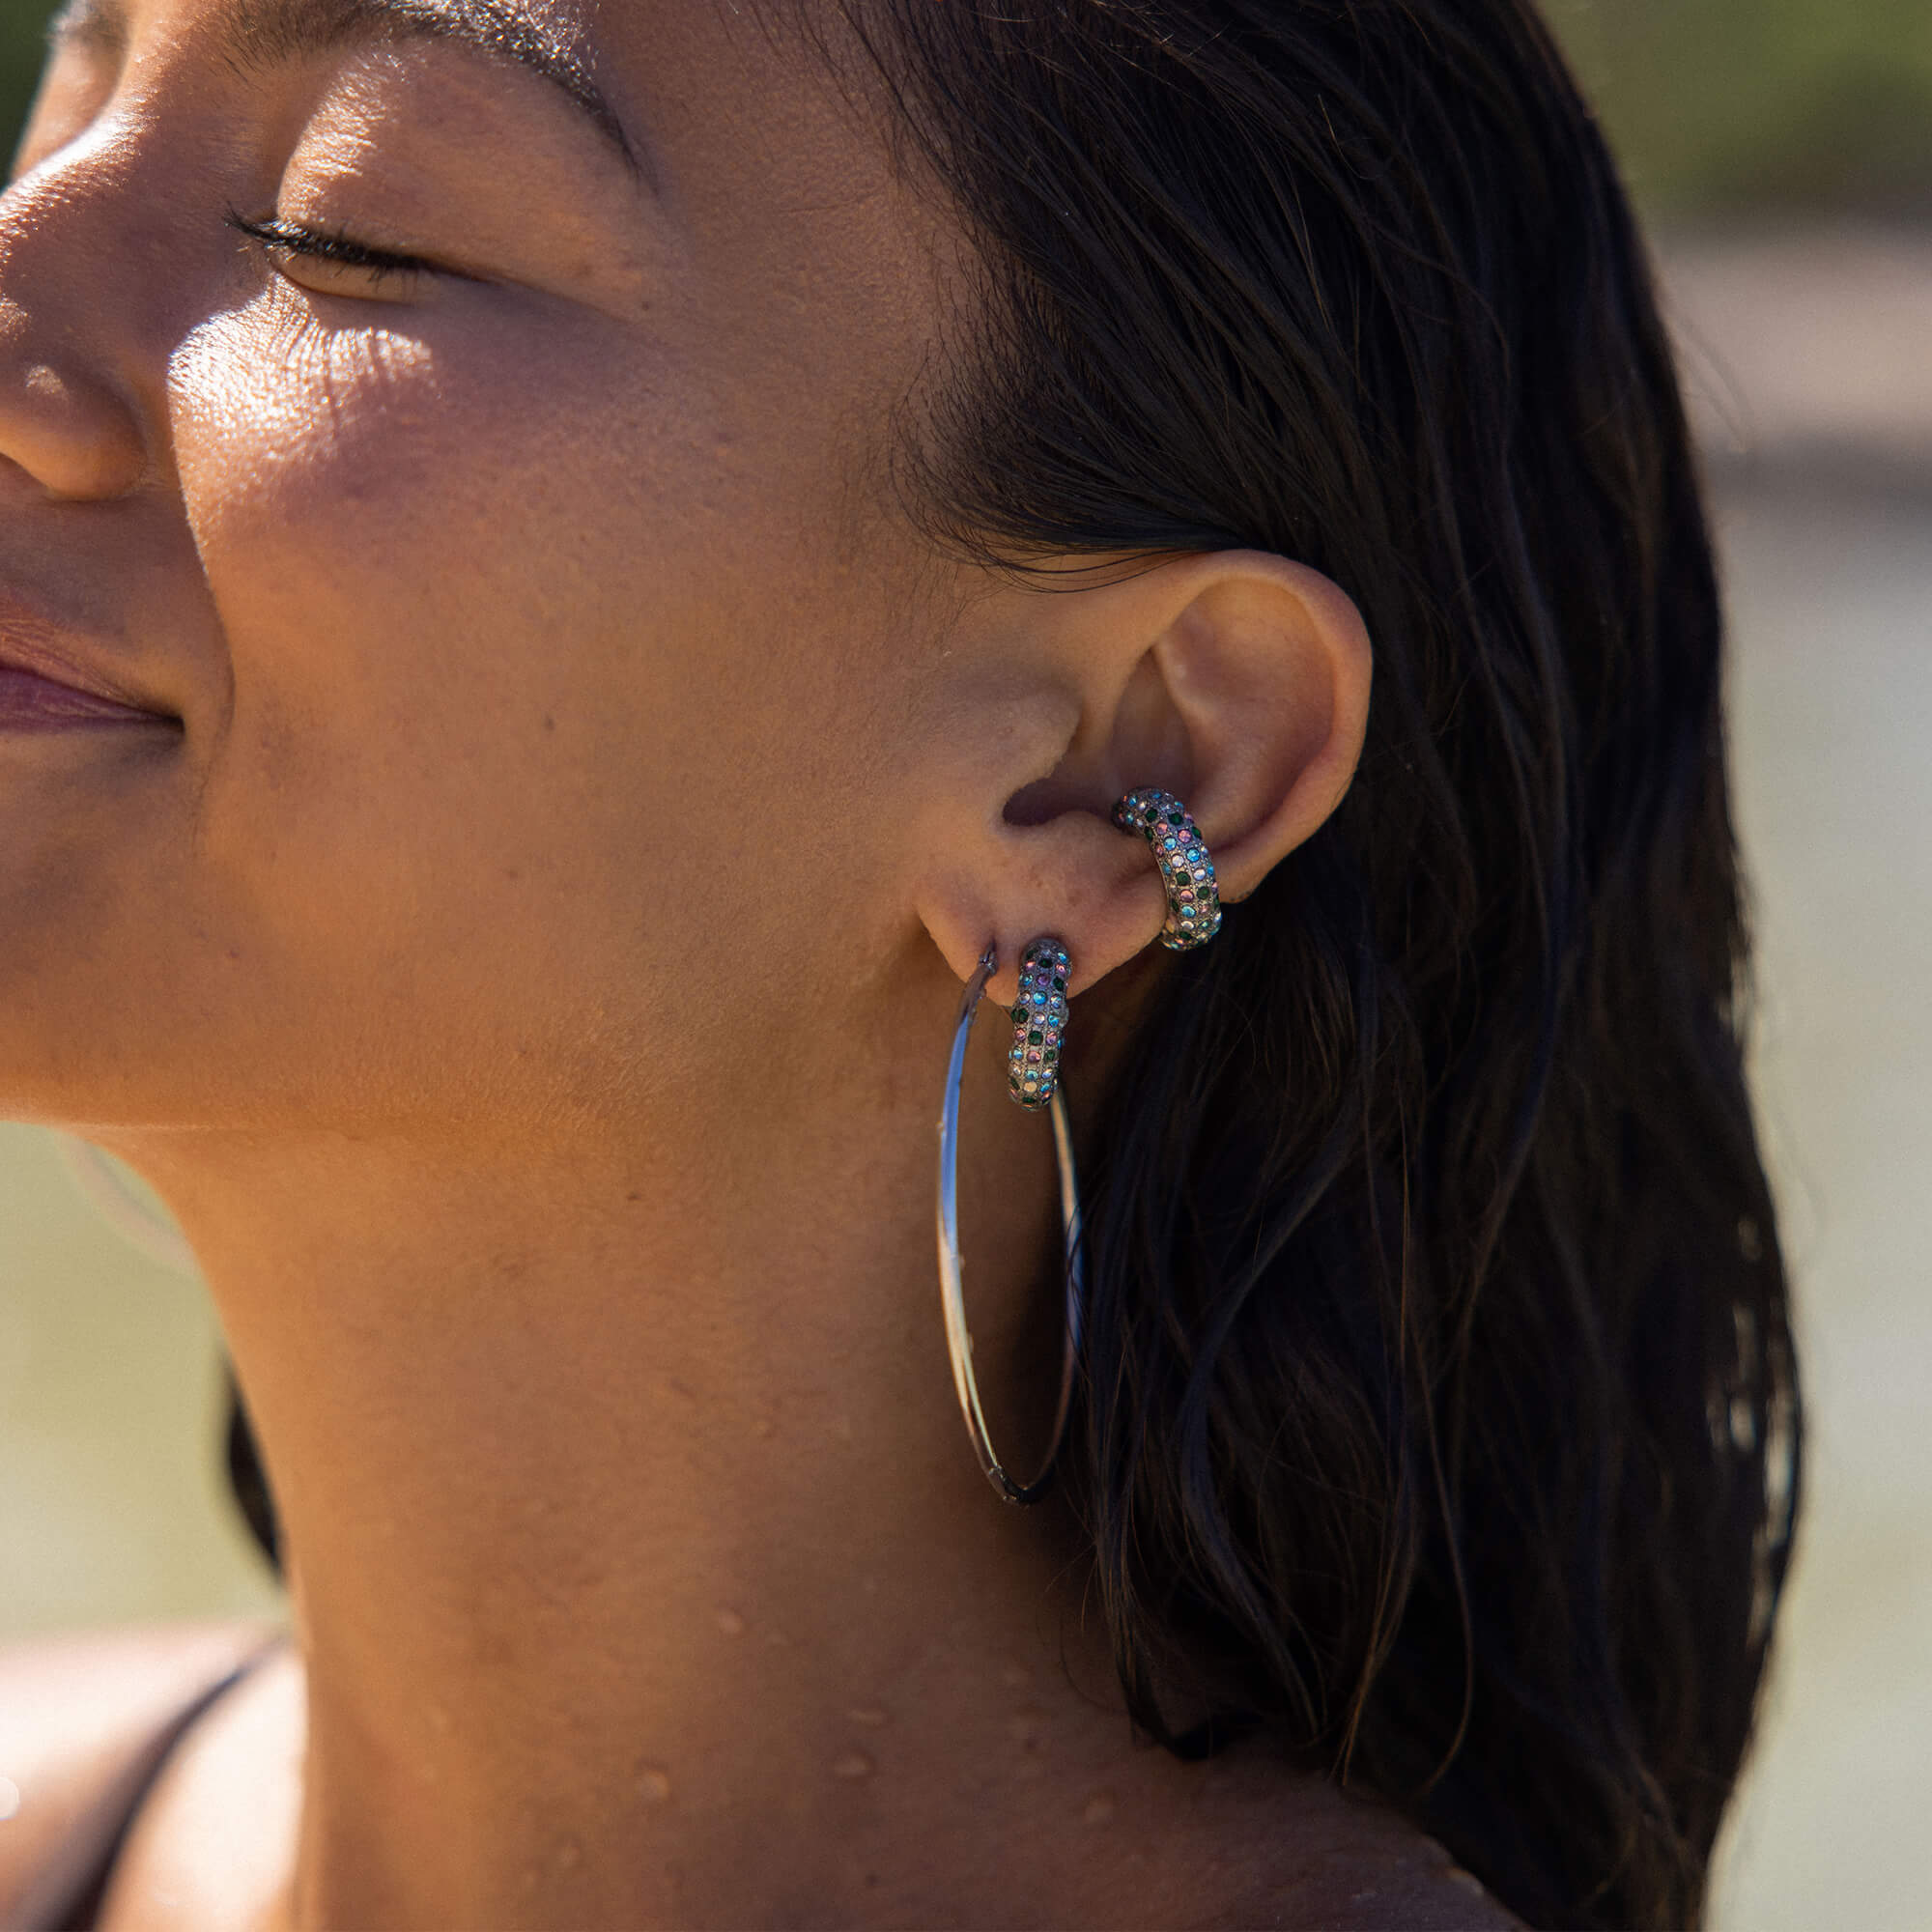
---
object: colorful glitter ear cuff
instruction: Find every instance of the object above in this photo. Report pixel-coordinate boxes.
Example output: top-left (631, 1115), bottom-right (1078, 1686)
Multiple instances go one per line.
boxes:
top-left (1007, 937), bottom-right (1070, 1111)
top-left (1113, 789), bottom-right (1223, 950)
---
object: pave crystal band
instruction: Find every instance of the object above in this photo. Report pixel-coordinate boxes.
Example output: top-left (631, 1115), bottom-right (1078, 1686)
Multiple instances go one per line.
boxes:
top-left (1007, 936), bottom-right (1071, 1112)
top-left (1112, 788), bottom-right (1223, 950)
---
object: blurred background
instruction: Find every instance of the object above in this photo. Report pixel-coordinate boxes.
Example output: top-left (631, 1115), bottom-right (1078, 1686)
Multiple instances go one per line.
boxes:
top-left (0, 1), bottom-right (1928, 1925)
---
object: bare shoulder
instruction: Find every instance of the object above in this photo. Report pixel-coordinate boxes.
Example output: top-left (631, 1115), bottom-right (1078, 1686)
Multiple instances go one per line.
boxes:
top-left (1260, 1776), bottom-right (1524, 1930)
top-left (0, 1618), bottom-right (283, 1924)
top-left (1131, 1747), bottom-right (1526, 1932)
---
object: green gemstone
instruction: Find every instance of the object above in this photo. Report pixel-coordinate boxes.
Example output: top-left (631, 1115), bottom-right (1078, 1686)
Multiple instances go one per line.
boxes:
top-left (1028, 1030), bottom-right (1043, 1045)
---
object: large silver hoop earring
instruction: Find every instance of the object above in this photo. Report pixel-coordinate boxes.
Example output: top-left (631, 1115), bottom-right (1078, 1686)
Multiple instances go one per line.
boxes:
top-left (936, 944), bottom-right (1086, 1504)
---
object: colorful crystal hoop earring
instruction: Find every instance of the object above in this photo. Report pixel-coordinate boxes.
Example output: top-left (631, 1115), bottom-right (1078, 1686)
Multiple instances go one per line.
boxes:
top-left (936, 943), bottom-right (1085, 1505)
top-left (1006, 936), bottom-right (1069, 1112)
top-left (1112, 788), bottom-right (1223, 949)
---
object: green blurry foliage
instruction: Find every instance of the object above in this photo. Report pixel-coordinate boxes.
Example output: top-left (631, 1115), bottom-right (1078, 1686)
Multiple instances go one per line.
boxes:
top-left (0, 0), bottom-right (1928, 213)
top-left (1549, 0), bottom-right (1932, 214)
top-left (0, 0), bottom-right (51, 169)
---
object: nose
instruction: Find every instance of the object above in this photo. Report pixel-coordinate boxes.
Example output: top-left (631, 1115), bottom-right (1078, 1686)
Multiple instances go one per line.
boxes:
top-left (0, 155), bottom-right (151, 502)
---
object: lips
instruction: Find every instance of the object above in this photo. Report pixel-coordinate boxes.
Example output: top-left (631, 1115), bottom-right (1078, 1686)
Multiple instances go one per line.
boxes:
top-left (0, 598), bottom-right (180, 731)
top-left (0, 661), bottom-right (174, 729)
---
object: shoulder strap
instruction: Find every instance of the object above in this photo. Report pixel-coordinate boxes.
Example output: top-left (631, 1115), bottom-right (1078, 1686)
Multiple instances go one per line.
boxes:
top-left (7, 1638), bottom-right (286, 1932)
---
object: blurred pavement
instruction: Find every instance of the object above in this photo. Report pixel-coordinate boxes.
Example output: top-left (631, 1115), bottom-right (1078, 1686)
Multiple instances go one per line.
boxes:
top-left (1666, 224), bottom-right (1932, 1932)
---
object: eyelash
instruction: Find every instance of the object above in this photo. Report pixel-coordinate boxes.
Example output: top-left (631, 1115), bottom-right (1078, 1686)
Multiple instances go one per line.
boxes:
top-left (225, 210), bottom-right (434, 288)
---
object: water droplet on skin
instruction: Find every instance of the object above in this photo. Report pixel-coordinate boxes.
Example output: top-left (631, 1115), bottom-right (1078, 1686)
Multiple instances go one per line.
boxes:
top-left (1082, 1794), bottom-right (1115, 1826)
top-left (554, 1838), bottom-right (582, 1872)
top-left (831, 1750), bottom-right (875, 1780)
top-left (0, 1776), bottom-right (19, 1821)
top-left (636, 1764), bottom-right (673, 1804)
top-left (846, 1706), bottom-right (889, 1728)
top-left (715, 1606), bottom-right (745, 1636)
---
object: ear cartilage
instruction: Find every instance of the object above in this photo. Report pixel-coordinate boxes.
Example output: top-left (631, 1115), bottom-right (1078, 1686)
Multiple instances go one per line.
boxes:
top-left (1112, 789), bottom-right (1223, 951)
top-left (1007, 937), bottom-right (1071, 1111)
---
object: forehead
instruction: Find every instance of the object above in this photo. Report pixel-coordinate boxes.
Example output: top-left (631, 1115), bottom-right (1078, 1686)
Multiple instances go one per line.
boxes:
top-left (63, 0), bottom-right (896, 198)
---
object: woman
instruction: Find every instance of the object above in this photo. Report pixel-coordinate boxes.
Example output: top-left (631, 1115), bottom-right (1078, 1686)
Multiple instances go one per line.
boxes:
top-left (0, 0), bottom-right (1798, 1923)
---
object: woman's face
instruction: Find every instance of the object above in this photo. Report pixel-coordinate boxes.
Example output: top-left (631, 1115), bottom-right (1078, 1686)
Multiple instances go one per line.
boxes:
top-left (0, 0), bottom-right (959, 1139)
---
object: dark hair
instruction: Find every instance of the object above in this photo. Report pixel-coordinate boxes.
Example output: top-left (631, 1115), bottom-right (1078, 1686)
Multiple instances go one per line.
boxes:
top-left (226, 3), bottom-right (1800, 1924)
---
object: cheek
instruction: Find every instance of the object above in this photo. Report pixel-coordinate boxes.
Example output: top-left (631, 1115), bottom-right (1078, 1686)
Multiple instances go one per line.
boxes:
top-left (156, 298), bottom-right (880, 1122)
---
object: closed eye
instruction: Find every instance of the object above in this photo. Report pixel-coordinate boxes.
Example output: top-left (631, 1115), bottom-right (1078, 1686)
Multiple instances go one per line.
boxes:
top-left (226, 210), bottom-right (445, 297)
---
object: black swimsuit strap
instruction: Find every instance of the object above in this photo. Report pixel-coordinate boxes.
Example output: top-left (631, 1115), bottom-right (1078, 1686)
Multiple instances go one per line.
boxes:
top-left (10, 1634), bottom-right (290, 1932)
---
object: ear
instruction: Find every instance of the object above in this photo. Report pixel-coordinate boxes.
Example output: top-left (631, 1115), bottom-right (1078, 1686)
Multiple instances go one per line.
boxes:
top-left (909, 551), bottom-right (1372, 1001)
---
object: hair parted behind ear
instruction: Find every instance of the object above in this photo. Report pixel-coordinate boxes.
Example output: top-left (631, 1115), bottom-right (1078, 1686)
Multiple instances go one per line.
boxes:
top-left (810, 1), bottom-right (1799, 1925)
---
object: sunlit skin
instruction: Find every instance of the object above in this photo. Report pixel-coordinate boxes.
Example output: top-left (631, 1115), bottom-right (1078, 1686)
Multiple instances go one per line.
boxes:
top-left (0, 0), bottom-right (1522, 1923)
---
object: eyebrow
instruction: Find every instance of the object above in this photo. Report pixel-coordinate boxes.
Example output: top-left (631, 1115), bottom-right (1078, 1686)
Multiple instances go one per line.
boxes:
top-left (51, 0), bottom-right (645, 179)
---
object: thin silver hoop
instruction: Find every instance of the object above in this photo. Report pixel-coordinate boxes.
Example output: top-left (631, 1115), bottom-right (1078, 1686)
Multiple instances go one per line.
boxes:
top-left (936, 946), bottom-right (1086, 1504)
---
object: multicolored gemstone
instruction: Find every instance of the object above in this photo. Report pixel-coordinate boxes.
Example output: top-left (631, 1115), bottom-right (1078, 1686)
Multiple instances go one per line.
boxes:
top-left (1007, 936), bottom-right (1070, 1111)
top-left (1111, 788), bottom-right (1223, 951)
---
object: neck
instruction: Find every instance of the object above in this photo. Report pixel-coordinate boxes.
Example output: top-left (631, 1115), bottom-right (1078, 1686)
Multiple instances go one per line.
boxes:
top-left (102, 949), bottom-right (1138, 1928)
